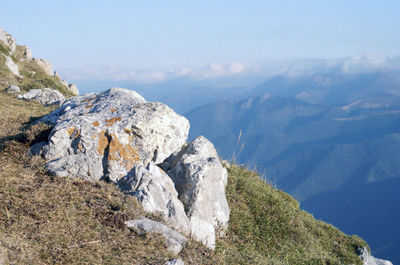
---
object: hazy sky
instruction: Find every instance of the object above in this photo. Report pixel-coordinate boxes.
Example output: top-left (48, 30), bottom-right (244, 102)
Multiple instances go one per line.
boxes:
top-left (1, 0), bottom-right (400, 82)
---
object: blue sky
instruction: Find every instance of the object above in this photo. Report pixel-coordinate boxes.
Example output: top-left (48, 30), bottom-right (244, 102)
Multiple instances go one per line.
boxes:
top-left (1, 1), bottom-right (400, 82)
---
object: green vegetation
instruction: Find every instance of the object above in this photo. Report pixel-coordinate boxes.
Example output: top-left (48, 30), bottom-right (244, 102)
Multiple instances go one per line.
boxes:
top-left (0, 92), bottom-right (367, 264)
top-left (0, 42), bottom-right (72, 97)
top-left (216, 165), bottom-right (366, 264)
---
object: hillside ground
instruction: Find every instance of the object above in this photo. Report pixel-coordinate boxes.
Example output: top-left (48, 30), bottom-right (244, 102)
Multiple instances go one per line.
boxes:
top-left (0, 91), bottom-right (366, 264)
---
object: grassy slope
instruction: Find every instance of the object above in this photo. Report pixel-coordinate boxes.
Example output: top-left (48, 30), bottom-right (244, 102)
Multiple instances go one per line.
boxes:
top-left (0, 92), bottom-right (367, 264)
top-left (0, 41), bottom-right (72, 96)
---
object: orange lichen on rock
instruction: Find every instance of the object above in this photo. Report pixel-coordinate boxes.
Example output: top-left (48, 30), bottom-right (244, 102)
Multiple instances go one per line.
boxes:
top-left (83, 96), bottom-right (97, 103)
top-left (124, 128), bottom-right (132, 134)
top-left (96, 132), bottom-right (139, 168)
top-left (110, 108), bottom-right (116, 112)
top-left (105, 117), bottom-right (121, 127)
top-left (77, 143), bottom-right (84, 152)
top-left (108, 134), bottom-right (140, 165)
top-left (92, 121), bottom-right (100, 127)
top-left (97, 131), bottom-right (108, 155)
top-left (67, 127), bottom-right (80, 138)
top-left (85, 105), bottom-right (92, 109)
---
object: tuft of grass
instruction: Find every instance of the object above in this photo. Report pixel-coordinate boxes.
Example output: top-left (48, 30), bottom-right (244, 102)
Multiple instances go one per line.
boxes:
top-left (0, 42), bottom-right (11, 57)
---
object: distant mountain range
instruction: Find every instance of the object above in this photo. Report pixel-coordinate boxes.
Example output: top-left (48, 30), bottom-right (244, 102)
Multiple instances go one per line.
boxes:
top-left (185, 71), bottom-right (400, 263)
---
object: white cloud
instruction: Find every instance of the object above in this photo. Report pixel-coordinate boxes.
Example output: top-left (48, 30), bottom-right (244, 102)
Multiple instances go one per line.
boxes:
top-left (229, 61), bottom-right (246, 74)
top-left (57, 54), bottom-right (400, 84)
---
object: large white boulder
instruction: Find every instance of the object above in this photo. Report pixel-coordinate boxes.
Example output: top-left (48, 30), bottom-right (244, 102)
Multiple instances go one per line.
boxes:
top-left (163, 136), bottom-right (230, 249)
top-left (18, 88), bottom-right (65, 106)
top-left (125, 217), bottom-right (188, 255)
top-left (39, 88), bottom-right (190, 183)
top-left (358, 247), bottom-right (393, 265)
top-left (118, 162), bottom-right (190, 235)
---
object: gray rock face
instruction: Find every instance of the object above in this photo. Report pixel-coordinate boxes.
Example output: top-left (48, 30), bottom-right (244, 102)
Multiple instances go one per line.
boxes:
top-left (68, 83), bottom-right (79, 96)
top-left (18, 88), bottom-right (66, 106)
top-left (32, 58), bottom-right (52, 75)
top-left (118, 162), bottom-right (190, 235)
top-left (6, 85), bottom-right (20, 93)
top-left (4, 55), bottom-right (20, 76)
top-left (39, 88), bottom-right (189, 183)
top-left (0, 27), bottom-right (16, 53)
top-left (125, 217), bottom-right (187, 255)
top-left (358, 247), bottom-right (393, 265)
top-left (164, 136), bottom-right (230, 249)
top-left (165, 259), bottom-right (184, 265)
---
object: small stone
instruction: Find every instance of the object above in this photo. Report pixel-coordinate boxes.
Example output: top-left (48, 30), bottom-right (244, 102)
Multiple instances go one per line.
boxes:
top-left (165, 259), bottom-right (184, 265)
top-left (125, 217), bottom-right (187, 255)
top-left (6, 85), bottom-right (20, 93)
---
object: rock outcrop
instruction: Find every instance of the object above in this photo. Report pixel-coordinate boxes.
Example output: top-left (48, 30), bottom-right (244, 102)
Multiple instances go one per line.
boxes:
top-left (0, 27), bottom-right (16, 53)
top-left (118, 162), bottom-right (190, 234)
top-left (0, 27), bottom-right (79, 95)
top-left (18, 88), bottom-right (65, 106)
top-left (162, 136), bottom-right (230, 249)
top-left (34, 87), bottom-right (229, 250)
top-left (32, 58), bottom-right (52, 76)
top-left (358, 247), bottom-right (393, 265)
top-left (68, 83), bottom-right (79, 96)
top-left (125, 217), bottom-right (188, 255)
top-left (39, 87), bottom-right (189, 182)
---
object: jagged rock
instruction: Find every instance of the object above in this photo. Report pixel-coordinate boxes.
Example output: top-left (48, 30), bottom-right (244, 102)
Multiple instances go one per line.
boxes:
top-left (358, 247), bottom-right (393, 265)
top-left (68, 83), bottom-right (79, 96)
top-left (0, 27), bottom-right (16, 53)
top-left (165, 259), bottom-right (184, 265)
top-left (20, 45), bottom-right (32, 59)
top-left (164, 136), bottom-right (230, 249)
top-left (6, 85), bottom-right (20, 93)
top-left (118, 162), bottom-right (190, 235)
top-left (125, 217), bottom-right (187, 255)
top-left (39, 87), bottom-right (189, 182)
top-left (61, 79), bottom-right (69, 88)
top-left (53, 71), bottom-right (69, 89)
top-left (18, 88), bottom-right (65, 106)
top-left (4, 55), bottom-right (20, 76)
top-left (32, 58), bottom-right (52, 75)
